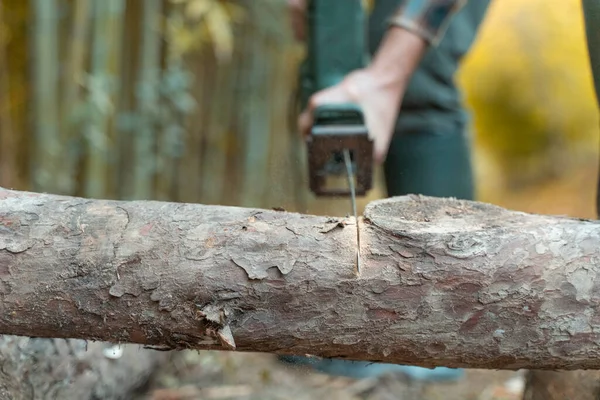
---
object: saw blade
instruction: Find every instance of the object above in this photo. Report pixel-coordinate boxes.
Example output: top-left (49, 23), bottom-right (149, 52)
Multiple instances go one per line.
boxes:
top-left (343, 149), bottom-right (361, 275)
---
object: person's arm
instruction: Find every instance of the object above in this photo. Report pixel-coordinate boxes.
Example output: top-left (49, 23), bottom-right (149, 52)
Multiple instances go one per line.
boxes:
top-left (297, 28), bottom-right (427, 164)
top-left (367, 0), bottom-right (469, 84)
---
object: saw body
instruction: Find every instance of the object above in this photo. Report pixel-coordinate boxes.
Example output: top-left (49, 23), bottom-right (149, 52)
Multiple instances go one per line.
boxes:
top-left (301, 0), bottom-right (374, 198)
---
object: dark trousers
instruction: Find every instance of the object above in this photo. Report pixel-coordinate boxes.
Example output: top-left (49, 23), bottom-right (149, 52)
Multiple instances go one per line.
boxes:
top-left (383, 129), bottom-right (475, 201)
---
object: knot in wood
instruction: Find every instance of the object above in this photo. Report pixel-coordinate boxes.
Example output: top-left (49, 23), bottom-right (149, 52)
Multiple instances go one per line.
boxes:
top-left (445, 235), bottom-right (485, 259)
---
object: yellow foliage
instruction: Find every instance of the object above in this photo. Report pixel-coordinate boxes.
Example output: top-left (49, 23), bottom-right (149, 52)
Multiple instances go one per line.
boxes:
top-left (0, 0), bottom-right (29, 189)
top-left (457, 0), bottom-right (599, 181)
top-left (167, 0), bottom-right (245, 62)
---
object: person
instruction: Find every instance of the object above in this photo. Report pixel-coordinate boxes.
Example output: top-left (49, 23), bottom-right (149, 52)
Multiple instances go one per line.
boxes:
top-left (281, 0), bottom-right (491, 382)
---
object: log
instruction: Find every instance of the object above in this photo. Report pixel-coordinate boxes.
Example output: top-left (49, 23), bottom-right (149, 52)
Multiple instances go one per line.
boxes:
top-left (1, 188), bottom-right (600, 370)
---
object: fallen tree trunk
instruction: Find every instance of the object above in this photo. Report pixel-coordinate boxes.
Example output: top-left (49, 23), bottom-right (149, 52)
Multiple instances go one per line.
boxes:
top-left (1, 188), bottom-right (600, 370)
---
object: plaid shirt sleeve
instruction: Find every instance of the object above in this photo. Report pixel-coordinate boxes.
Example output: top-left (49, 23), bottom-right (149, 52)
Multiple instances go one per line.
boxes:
top-left (388, 0), bottom-right (468, 46)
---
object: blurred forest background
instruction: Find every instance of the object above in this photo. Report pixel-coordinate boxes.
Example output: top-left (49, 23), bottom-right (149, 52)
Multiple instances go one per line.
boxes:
top-left (0, 0), bottom-right (598, 219)
top-left (0, 0), bottom-right (599, 398)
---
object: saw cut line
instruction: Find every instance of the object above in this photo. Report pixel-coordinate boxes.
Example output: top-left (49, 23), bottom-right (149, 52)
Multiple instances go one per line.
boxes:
top-left (343, 148), bottom-right (361, 275)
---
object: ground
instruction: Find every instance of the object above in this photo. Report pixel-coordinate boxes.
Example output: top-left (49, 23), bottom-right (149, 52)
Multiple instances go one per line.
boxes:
top-left (139, 159), bottom-right (598, 400)
top-left (145, 352), bottom-right (525, 400)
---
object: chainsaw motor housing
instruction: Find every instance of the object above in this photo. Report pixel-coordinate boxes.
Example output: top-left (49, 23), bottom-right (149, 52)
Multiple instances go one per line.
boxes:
top-left (307, 104), bottom-right (373, 196)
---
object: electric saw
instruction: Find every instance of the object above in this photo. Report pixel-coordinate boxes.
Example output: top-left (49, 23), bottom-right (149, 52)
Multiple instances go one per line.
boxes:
top-left (299, 0), bottom-right (373, 273)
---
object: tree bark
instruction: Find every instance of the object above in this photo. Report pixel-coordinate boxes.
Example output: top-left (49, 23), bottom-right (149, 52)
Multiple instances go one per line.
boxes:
top-left (0, 335), bottom-right (167, 400)
top-left (2, 188), bottom-right (600, 370)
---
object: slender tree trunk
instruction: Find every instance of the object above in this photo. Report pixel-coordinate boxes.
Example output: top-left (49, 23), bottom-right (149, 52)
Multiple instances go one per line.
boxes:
top-left (32, 0), bottom-right (62, 193)
top-left (132, 0), bottom-right (162, 201)
top-left (84, 0), bottom-right (124, 199)
top-left (60, 0), bottom-right (91, 196)
top-left (2, 188), bottom-right (600, 370)
top-left (0, 1), bottom-right (16, 189)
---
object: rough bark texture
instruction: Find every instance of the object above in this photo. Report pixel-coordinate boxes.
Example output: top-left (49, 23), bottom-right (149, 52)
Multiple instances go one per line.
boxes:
top-left (0, 335), bottom-right (166, 400)
top-left (2, 188), bottom-right (600, 370)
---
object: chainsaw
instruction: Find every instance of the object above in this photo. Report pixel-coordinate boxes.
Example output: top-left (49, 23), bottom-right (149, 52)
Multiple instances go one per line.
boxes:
top-left (298, 0), bottom-right (373, 273)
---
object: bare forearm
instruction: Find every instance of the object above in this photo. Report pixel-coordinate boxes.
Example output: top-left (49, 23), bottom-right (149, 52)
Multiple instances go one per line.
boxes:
top-left (368, 28), bottom-right (427, 92)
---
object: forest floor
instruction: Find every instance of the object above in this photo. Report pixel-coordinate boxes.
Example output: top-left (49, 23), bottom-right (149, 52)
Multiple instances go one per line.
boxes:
top-left (144, 351), bottom-right (525, 400)
top-left (139, 158), bottom-right (598, 400)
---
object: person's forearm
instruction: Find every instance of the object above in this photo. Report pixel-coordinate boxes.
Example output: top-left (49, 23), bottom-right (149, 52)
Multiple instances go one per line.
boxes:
top-left (367, 27), bottom-right (427, 91)
top-left (366, 0), bottom-right (467, 92)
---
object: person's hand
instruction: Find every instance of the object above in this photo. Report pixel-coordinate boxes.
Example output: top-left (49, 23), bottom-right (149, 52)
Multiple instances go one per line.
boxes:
top-left (287, 0), bottom-right (307, 41)
top-left (298, 27), bottom-right (427, 165)
top-left (298, 68), bottom-right (405, 165)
